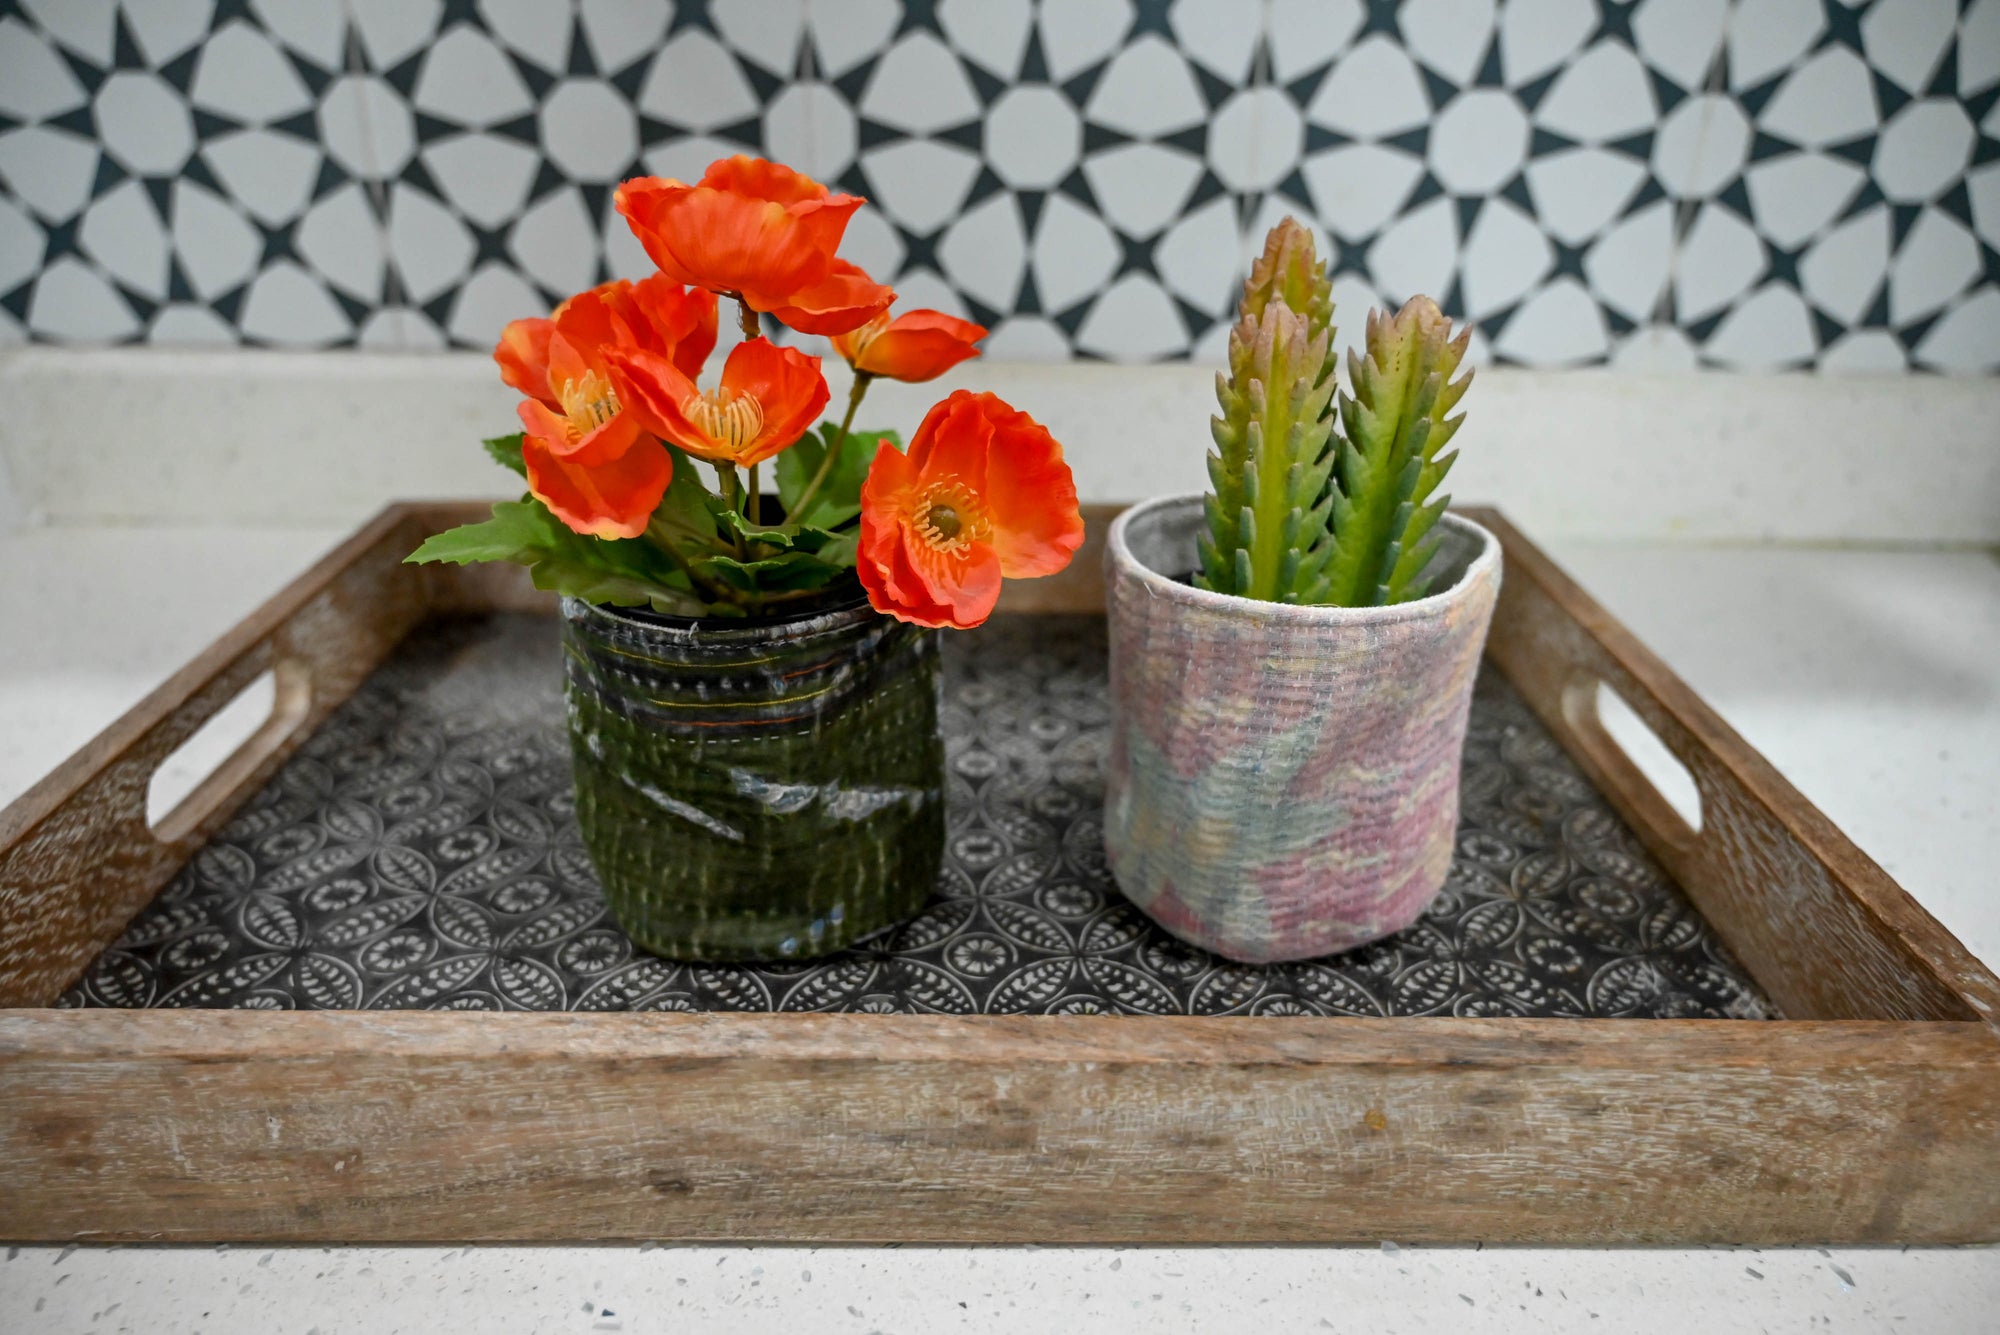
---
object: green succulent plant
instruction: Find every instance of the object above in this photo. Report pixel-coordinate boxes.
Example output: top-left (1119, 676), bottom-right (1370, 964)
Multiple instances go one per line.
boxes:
top-left (1196, 217), bottom-right (1473, 608)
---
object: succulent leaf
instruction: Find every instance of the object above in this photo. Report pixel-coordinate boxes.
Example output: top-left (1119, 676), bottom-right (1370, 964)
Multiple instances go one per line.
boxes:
top-left (1197, 217), bottom-right (1339, 600)
top-left (1320, 296), bottom-right (1473, 607)
top-left (1197, 222), bottom-right (1473, 607)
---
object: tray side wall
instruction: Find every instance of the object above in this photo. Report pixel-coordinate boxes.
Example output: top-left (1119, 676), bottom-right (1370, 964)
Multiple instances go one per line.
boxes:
top-left (0, 509), bottom-right (437, 1006)
top-left (3, 502), bottom-right (1999, 1246)
top-left (2, 1011), bottom-right (1996, 1245)
top-left (1471, 510), bottom-right (2000, 1025)
top-left (8, 500), bottom-right (1996, 1027)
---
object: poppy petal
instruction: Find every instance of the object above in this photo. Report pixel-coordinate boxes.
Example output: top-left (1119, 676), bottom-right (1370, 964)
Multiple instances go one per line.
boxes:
top-left (699, 154), bottom-right (831, 206)
top-left (844, 309), bottom-right (985, 380)
top-left (908, 389), bottom-right (995, 493)
top-left (904, 535), bottom-right (1003, 629)
top-left (858, 443), bottom-right (918, 559)
top-left (986, 434), bottom-right (1084, 577)
top-left (546, 328), bottom-right (600, 392)
top-left (603, 346), bottom-right (705, 454)
top-left (495, 318), bottom-right (554, 402)
top-left (516, 396), bottom-right (642, 468)
top-left (859, 445), bottom-right (943, 621)
top-left (629, 274), bottom-right (717, 380)
top-left (858, 521), bottom-right (982, 628)
top-left (612, 177), bottom-right (704, 287)
top-left (968, 397), bottom-right (1085, 578)
top-left (553, 286), bottom-right (624, 366)
top-left (767, 259), bottom-right (896, 336)
top-left (523, 435), bottom-right (672, 540)
top-left (517, 398), bottom-right (573, 455)
top-left (718, 338), bottom-right (830, 465)
top-left (858, 539), bottom-right (955, 627)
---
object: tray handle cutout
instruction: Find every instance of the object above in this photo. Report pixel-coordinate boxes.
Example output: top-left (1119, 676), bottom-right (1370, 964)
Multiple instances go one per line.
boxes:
top-left (1560, 673), bottom-right (1703, 851)
top-left (147, 657), bottom-right (313, 846)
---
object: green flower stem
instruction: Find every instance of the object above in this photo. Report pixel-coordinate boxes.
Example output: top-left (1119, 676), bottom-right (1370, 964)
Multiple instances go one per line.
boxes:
top-left (736, 296), bottom-right (759, 340)
top-left (716, 468), bottom-right (751, 561)
top-left (784, 371), bottom-right (873, 525)
top-left (720, 466), bottom-right (770, 611)
top-left (645, 518), bottom-right (737, 606)
top-left (745, 459), bottom-right (778, 574)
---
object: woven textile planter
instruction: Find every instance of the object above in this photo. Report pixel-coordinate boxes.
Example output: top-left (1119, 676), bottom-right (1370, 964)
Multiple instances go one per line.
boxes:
top-left (1103, 495), bottom-right (1502, 964)
top-left (561, 587), bottom-right (945, 962)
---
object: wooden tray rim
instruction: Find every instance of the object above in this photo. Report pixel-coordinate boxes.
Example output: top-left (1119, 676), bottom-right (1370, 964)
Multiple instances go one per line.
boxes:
top-left (3, 500), bottom-right (1997, 1245)
top-left (5, 497), bottom-right (1997, 1029)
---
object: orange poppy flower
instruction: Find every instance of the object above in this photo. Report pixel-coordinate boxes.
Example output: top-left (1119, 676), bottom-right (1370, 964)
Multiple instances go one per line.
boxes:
top-left (857, 390), bottom-right (1085, 629)
top-left (497, 273), bottom-right (714, 404)
top-left (609, 337), bottom-right (830, 469)
top-left (497, 276), bottom-right (717, 539)
top-left (615, 157), bottom-right (893, 334)
top-left (833, 307), bottom-right (987, 382)
top-left (767, 258), bottom-right (896, 335)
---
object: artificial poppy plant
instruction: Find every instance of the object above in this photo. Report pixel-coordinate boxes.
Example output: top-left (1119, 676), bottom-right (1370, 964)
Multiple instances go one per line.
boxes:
top-left (412, 154), bottom-right (1083, 630)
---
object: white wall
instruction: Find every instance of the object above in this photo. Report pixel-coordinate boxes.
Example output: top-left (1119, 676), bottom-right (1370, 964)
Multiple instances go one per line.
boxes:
top-left (2, 348), bottom-right (1997, 545)
top-left (0, 429), bottom-right (20, 535)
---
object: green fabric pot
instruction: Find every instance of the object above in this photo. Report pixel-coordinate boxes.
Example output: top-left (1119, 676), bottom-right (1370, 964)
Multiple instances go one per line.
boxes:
top-left (560, 585), bottom-right (944, 961)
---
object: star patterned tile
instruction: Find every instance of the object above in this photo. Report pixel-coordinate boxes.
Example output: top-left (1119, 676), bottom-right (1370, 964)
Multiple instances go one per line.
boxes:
top-left (0, 0), bottom-right (1994, 369)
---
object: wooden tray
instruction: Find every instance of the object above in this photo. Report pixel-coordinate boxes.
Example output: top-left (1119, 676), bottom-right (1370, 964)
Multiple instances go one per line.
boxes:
top-left (2, 503), bottom-right (1995, 1245)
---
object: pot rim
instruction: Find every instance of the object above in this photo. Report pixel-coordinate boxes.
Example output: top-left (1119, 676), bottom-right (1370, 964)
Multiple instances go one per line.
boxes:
top-left (1107, 493), bottom-right (1501, 626)
top-left (561, 575), bottom-right (882, 646)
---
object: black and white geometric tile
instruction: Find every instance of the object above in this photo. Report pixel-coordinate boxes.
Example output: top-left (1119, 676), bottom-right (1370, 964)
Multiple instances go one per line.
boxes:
top-left (2, 0), bottom-right (1996, 370)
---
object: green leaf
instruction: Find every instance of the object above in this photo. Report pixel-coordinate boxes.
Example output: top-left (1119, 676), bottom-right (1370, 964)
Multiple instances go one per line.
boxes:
top-left (774, 423), bottom-right (898, 529)
top-left (407, 498), bottom-right (705, 615)
top-left (1199, 220), bottom-right (1337, 602)
top-left (814, 532), bottom-right (857, 567)
top-left (527, 550), bottom-right (705, 616)
top-left (1319, 298), bottom-right (1471, 608)
top-left (483, 432), bottom-right (527, 477)
top-left (405, 498), bottom-right (551, 565)
top-left (713, 507), bottom-right (850, 557)
top-left (690, 548), bottom-right (850, 594)
top-left (653, 443), bottom-right (719, 544)
top-left (405, 466), bottom-right (860, 615)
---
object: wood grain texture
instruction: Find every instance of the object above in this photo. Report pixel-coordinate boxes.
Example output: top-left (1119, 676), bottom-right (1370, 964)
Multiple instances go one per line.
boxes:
top-left (1, 1010), bottom-right (1994, 1244)
top-left (0, 508), bottom-right (435, 1008)
top-left (1469, 508), bottom-right (2000, 1027)
top-left (2, 499), bottom-right (1997, 1244)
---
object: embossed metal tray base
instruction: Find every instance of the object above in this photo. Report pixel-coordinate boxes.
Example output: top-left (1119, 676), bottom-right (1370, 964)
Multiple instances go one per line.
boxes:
top-left (62, 612), bottom-right (1774, 1019)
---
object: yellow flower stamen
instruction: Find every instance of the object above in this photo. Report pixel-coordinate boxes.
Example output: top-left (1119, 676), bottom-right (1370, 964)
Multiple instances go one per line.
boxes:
top-left (911, 478), bottom-right (987, 553)
top-left (555, 369), bottom-right (619, 440)
top-left (842, 311), bottom-right (891, 364)
top-left (684, 387), bottom-right (765, 454)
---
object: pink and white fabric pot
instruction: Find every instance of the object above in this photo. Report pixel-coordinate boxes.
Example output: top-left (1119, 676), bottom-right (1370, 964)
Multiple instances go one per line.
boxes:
top-left (1102, 495), bottom-right (1502, 964)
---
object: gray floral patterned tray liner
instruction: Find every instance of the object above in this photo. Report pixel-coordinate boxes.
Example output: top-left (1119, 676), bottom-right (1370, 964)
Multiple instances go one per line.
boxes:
top-left (62, 614), bottom-right (1775, 1019)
